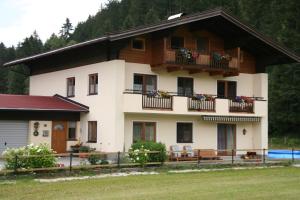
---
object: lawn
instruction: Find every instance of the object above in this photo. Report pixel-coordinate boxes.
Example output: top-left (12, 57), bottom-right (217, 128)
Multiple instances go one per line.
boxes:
top-left (0, 167), bottom-right (300, 200)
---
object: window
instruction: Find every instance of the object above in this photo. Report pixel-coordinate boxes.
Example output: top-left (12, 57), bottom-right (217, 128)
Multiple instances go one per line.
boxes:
top-left (88, 121), bottom-right (97, 143)
top-left (217, 81), bottom-right (237, 99)
top-left (67, 77), bottom-right (75, 97)
top-left (178, 77), bottom-right (193, 96)
top-left (133, 74), bottom-right (157, 93)
top-left (132, 38), bottom-right (145, 50)
top-left (68, 121), bottom-right (76, 140)
top-left (197, 37), bottom-right (209, 53)
top-left (177, 123), bottom-right (193, 143)
top-left (133, 122), bottom-right (156, 143)
top-left (171, 36), bottom-right (184, 49)
top-left (89, 73), bottom-right (98, 95)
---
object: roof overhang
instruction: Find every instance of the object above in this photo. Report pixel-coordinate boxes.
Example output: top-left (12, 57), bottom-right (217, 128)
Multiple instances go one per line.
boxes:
top-left (3, 8), bottom-right (300, 68)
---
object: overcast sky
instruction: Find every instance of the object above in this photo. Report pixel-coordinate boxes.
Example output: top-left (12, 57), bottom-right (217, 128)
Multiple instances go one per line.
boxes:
top-left (0, 0), bottom-right (108, 47)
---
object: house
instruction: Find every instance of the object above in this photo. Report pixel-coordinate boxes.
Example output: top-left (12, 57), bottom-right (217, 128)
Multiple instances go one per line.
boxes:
top-left (1, 8), bottom-right (300, 155)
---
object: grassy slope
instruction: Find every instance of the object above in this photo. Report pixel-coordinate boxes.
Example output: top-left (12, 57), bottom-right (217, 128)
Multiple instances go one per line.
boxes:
top-left (0, 167), bottom-right (300, 200)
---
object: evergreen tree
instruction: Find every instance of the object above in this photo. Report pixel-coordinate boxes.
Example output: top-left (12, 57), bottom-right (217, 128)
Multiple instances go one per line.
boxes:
top-left (59, 18), bottom-right (74, 40)
top-left (44, 33), bottom-right (67, 51)
top-left (144, 8), bottom-right (160, 25)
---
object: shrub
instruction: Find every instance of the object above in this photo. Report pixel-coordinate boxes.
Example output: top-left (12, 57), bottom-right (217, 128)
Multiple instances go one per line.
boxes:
top-left (88, 154), bottom-right (101, 165)
top-left (2, 144), bottom-right (57, 169)
top-left (129, 146), bottom-right (150, 167)
top-left (130, 141), bottom-right (167, 163)
top-left (79, 146), bottom-right (91, 153)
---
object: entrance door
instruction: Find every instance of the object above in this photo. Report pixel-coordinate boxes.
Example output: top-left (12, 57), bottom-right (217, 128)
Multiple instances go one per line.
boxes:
top-left (52, 121), bottom-right (67, 153)
top-left (217, 124), bottom-right (236, 156)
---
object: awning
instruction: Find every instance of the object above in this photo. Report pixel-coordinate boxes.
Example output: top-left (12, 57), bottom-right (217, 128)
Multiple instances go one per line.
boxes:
top-left (202, 115), bottom-right (261, 122)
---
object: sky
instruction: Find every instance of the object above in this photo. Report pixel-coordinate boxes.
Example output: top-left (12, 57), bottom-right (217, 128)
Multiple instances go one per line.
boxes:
top-left (0, 0), bottom-right (108, 47)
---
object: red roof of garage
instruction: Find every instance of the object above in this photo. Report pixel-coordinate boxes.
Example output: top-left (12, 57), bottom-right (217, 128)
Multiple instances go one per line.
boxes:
top-left (0, 94), bottom-right (89, 112)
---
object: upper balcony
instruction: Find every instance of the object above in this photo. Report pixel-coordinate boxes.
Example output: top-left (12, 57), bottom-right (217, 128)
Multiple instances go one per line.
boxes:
top-left (123, 90), bottom-right (266, 117)
top-left (151, 38), bottom-right (241, 76)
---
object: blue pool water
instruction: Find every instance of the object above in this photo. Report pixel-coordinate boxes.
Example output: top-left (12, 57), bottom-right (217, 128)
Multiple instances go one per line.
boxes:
top-left (268, 149), bottom-right (300, 159)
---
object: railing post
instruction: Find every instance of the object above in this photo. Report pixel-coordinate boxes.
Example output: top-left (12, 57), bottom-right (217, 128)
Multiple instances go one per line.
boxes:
top-left (69, 153), bottom-right (73, 172)
top-left (231, 149), bottom-right (234, 165)
top-left (117, 151), bottom-right (121, 168)
top-left (197, 149), bottom-right (200, 167)
top-left (263, 148), bottom-right (266, 164)
top-left (14, 155), bottom-right (18, 174)
top-left (292, 148), bottom-right (294, 163)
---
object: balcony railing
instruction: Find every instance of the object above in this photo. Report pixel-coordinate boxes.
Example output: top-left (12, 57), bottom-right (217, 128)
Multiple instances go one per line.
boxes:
top-left (142, 94), bottom-right (173, 110)
top-left (164, 48), bottom-right (239, 71)
top-left (188, 97), bottom-right (215, 112)
top-left (229, 99), bottom-right (254, 113)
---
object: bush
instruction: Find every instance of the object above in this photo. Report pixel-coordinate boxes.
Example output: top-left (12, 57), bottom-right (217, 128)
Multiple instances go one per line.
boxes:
top-left (79, 146), bottom-right (91, 152)
top-left (130, 141), bottom-right (167, 163)
top-left (129, 146), bottom-right (150, 167)
top-left (2, 144), bottom-right (57, 169)
top-left (88, 154), bottom-right (101, 165)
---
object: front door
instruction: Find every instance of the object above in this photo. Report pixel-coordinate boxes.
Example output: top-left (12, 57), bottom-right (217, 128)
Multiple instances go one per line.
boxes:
top-left (52, 121), bottom-right (67, 153)
top-left (217, 124), bottom-right (236, 156)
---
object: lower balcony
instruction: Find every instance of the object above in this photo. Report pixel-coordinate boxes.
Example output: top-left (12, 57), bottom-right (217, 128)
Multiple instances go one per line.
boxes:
top-left (123, 91), bottom-right (266, 116)
top-left (188, 97), bottom-right (215, 112)
top-left (229, 98), bottom-right (254, 113)
top-left (142, 94), bottom-right (173, 110)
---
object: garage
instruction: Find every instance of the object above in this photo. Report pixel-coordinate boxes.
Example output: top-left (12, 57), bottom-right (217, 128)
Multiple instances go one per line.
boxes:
top-left (0, 121), bottom-right (29, 154)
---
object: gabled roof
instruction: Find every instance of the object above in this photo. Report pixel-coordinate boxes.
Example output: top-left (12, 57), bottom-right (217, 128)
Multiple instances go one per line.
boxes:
top-left (3, 8), bottom-right (300, 67)
top-left (0, 94), bottom-right (89, 112)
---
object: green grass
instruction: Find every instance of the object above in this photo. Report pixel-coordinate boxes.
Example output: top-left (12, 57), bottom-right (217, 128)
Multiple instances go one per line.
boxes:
top-left (269, 137), bottom-right (300, 149)
top-left (0, 167), bottom-right (300, 200)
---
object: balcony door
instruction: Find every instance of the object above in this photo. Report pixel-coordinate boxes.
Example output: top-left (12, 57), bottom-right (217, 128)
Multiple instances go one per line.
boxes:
top-left (178, 77), bottom-right (193, 96)
top-left (217, 81), bottom-right (237, 99)
top-left (217, 124), bottom-right (236, 156)
top-left (133, 74), bottom-right (157, 93)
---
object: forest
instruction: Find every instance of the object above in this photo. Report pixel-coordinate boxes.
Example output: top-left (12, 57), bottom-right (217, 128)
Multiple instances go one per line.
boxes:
top-left (0, 0), bottom-right (299, 137)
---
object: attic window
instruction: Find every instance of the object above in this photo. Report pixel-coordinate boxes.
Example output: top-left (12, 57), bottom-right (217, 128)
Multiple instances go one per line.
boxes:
top-left (197, 37), bottom-right (209, 53)
top-left (132, 38), bottom-right (145, 50)
top-left (171, 36), bottom-right (184, 49)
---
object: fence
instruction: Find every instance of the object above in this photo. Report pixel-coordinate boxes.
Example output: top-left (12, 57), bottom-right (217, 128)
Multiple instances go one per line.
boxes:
top-left (0, 148), bottom-right (299, 174)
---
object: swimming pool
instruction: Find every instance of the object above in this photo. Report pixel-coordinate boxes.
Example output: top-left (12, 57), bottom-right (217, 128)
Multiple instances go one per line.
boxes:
top-left (268, 149), bottom-right (300, 159)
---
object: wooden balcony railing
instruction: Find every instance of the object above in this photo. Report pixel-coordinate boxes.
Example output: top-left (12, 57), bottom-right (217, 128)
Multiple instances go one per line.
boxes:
top-left (142, 94), bottom-right (173, 110)
top-left (188, 97), bottom-right (215, 112)
top-left (229, 99), bottom-right (254, 113)
top-left (163, 48), bottom-right (239, 71)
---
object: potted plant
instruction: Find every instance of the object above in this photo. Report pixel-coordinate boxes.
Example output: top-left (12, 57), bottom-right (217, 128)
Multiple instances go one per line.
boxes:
top-left (70, 141), bottom-right (83, 153)
top-left (79, 146), bottom-right (91, 158)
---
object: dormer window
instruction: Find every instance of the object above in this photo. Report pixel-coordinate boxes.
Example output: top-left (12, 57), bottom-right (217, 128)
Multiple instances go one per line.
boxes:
top-left (171, 36), bottom-right (184, 49)
top-left (67, 77), bottom-right (75, 97)
top-left (132, 38), bottom-right (145, 50)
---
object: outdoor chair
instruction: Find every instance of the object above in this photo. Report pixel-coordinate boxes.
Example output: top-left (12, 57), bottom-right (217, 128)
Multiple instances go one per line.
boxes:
top-left (170, 145), bottom-right (183, 161)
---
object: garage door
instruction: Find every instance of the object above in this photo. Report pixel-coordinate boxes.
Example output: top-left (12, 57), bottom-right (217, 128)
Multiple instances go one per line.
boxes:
top-left (0, 121), bottom-right (28, 154)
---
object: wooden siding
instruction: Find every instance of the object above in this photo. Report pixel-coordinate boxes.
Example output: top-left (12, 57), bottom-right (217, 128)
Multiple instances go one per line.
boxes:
top-left (119, 36), bottom-right (152, 64)
top-left (118, 25), bottom-right (257, 74)
top-left (239, 50), bottom-right (256, 74)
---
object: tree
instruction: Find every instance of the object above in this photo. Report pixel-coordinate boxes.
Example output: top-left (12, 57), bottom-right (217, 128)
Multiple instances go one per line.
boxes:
top-left (44, 33), bottom-right (67, 51)
top-left (59, 18), bottom-right (74, 40)
top-left (144, 8), bottom-right (160, 25)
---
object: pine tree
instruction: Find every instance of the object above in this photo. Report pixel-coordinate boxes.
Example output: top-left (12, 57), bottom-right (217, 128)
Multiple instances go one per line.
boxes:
top-left (59, 18), bottom-right (74, 40)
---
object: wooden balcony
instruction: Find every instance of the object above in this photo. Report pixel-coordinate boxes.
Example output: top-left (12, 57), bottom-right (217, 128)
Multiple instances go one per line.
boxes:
top-left (229, 99), bottom-right (254, 113)
top-left (142, 94), bottom-right (173, 110)
top-left (188, 97), bottom-right (215, 112)
top-left (151, 39), bottom-right (240, 76)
